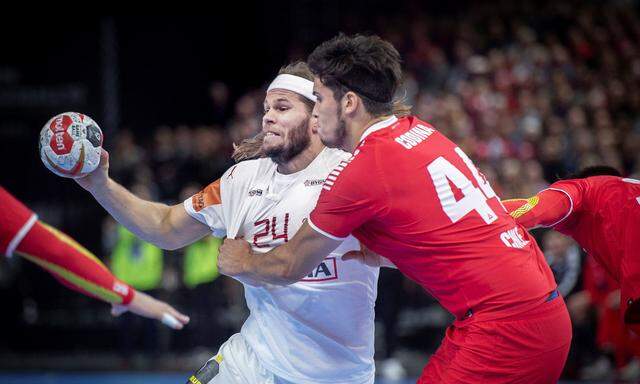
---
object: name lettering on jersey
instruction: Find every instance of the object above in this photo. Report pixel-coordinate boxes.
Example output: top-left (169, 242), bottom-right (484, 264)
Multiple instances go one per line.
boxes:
top-left (304, 179), bottom-right (325, 187)
top-left (248, 188), bottom-right (263, 197)
top-left (301, 257), bottom-right (338, 282)
top-left (500, 226), bottom-right (530, 249)
top-left (394, 124), bottom-right (435, 150)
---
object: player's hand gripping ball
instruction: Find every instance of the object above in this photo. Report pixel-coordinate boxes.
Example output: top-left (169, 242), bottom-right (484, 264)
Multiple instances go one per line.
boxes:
top-left (39, 112), bottom-right (103, 178)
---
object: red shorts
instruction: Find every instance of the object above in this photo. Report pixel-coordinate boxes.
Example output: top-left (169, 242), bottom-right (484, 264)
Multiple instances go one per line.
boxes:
top-left (419, 295), bottom-right (572, 384)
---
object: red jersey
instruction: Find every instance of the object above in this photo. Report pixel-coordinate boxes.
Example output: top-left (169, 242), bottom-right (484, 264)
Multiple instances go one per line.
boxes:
top-left (309, 116), bottom-right (556, 323)
top-left (515, 176), bottom-right (640, 283)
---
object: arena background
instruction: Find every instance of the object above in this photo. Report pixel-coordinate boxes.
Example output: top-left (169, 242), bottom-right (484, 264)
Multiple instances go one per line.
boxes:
top-left (2, 2), bottom-right (640, 383)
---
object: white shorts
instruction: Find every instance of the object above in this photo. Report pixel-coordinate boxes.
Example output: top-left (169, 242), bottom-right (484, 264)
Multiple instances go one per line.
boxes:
top-left (189, 333), bottom-right (293, 384)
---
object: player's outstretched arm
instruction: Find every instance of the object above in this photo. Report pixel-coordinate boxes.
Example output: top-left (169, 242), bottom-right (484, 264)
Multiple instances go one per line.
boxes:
top-left (11, 218), bottom-right (189, 329)
top-left (503, 189), bottom-right (572, 229)
top-left (1, 187), bottom-right (189, 329)
top-left (76, 150), bottom-right (209, 250)
top-left (218, 222), bottom-right (342, 285)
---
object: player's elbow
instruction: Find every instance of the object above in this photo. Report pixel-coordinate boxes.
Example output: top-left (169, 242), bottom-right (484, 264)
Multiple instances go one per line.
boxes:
top-left (143, 229), bottom-right (183, 250)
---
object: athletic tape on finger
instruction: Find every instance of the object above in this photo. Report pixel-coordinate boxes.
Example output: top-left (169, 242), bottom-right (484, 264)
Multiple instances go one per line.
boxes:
top-left (162, 313), bottom-right (181, 329)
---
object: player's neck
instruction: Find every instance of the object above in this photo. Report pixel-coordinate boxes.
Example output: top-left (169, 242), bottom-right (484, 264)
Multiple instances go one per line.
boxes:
top-left (276, 140), bottom-right (324, 175)
top-left (345, 114), bottom-right (395, 152)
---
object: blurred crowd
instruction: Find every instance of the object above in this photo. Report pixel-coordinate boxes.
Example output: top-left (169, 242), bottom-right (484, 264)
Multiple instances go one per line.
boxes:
top-left (5, 1), bottom-right (640, 381)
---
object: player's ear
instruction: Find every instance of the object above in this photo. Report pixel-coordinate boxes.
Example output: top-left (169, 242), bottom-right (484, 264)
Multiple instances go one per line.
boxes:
top-left (309, 114), bottom-right (319, 134)
top-left (343, 91), bottom-right (359, 116)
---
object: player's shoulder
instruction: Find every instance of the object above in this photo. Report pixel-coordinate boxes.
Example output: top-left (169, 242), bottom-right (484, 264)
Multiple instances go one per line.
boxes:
top-left (544, 178), bottom-right (591, 211)
top-left (585, 175), bottom-right (625, 187)
top-left (584, 175), bottom-right (638, 198)
top-left (317, 147), bottom-right (353, 170)
top-left (547, 178), bottom-right (585, 195)
top-left (364, 115), bottom-right (439, 150)
top-left (221, 157), bottom-right (275, 185)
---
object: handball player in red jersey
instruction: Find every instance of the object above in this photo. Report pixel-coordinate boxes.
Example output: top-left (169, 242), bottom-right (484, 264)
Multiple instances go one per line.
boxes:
top-left (503, 165), bottom-right (640, 333)
top-left (0, 186), bottom-right (189, 329)
top-left (217, 34), bottom-right (572, 383)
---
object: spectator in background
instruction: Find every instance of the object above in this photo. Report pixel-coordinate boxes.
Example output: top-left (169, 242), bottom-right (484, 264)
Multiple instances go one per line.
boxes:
top-left (106, 183), bottom-right (164, 359)
top-left (566, 255), bottom-right (640, 381)
top-left (177, 184), bottom-right (230, 352)
top-left (542, 231), bottom-right (581, 297)
top-left (209, 81), bottom-right (231, 124)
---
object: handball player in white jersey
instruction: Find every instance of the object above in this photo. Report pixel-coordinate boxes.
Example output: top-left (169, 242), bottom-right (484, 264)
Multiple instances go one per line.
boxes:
top-left (74, 62), bottom-right (383, 384)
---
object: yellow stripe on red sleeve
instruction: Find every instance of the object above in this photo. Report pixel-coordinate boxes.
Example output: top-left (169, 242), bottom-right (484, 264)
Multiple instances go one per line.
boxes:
top-left (15, 220), bottom-right (134, 305)
top-left (506, 196), bottom-right (540, 219)
top-left (18, 251), bottom-right (124, 304)
top-left (39, 222), bottom-right (110, 272)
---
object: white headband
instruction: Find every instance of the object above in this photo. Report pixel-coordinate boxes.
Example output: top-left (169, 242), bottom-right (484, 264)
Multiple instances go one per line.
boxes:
top-left (267, 74), bottom-right (317, 102)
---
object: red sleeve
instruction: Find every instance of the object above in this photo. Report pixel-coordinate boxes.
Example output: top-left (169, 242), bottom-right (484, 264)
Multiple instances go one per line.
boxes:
top-left (309, 152), bottom-right (387, 240)
top-left (0, 186), bottom-right (36, 256)
top-left (0, 187), bottom-right (134, 305)
top-left (503, 188), bottom-right (574, 229)
top-left (15, 221), bottom-right (135, 305)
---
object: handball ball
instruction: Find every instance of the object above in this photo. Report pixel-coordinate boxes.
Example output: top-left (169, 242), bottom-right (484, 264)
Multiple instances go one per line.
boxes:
top-left (39, 112), bottom-right (103, 178)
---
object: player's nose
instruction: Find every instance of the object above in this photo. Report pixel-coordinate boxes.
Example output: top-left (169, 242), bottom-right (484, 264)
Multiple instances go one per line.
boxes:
top-left (262, 110), bottom-right (276, 127)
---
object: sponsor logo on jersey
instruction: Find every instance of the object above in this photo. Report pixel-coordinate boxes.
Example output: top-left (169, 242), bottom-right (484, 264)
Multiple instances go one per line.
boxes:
top-left (248, 188), bottom-right (263, 196)
top-left (394, 124), bottom-right (435, 149)
top-left (227, 165), bottom-right (237, 179)
top-left (193, 192), bottom-right (205, 211)
top-left (301, 257), bottom-right (338, 282)
top-left (304, 179), bottom-right (325, 187)
top-left (500, 226), bottom-right (530, 249)
top-left (192, 180), bottom-right (221, 212)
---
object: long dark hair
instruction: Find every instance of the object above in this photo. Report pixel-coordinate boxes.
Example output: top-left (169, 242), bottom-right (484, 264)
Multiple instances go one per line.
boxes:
top-left (308, 33), bottom-right (409, 117)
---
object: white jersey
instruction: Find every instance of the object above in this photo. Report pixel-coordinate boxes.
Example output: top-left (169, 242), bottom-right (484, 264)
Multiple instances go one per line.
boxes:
top-left (183, 148), bottom-right (379, 384)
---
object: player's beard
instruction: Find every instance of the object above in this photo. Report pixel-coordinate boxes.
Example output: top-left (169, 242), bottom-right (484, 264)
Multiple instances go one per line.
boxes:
top-left (264, 119), bottom-right (311, 164)
top-left (319, 105), bottom-right (347, 149)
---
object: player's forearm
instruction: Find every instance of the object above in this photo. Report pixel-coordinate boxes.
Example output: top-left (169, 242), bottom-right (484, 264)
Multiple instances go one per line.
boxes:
top-left (89, 178), bottom-right (175, 248)
top-left (242, 245), bottom-right (302, 285)
top-left (219, 223), bottom-right (340, 285)
top-left (242, 231), bottom-right (338, 285)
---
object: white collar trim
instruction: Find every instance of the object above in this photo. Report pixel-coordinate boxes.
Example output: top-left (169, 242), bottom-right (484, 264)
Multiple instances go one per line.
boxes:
top-left (359, 115), bottom-right (398, 142)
